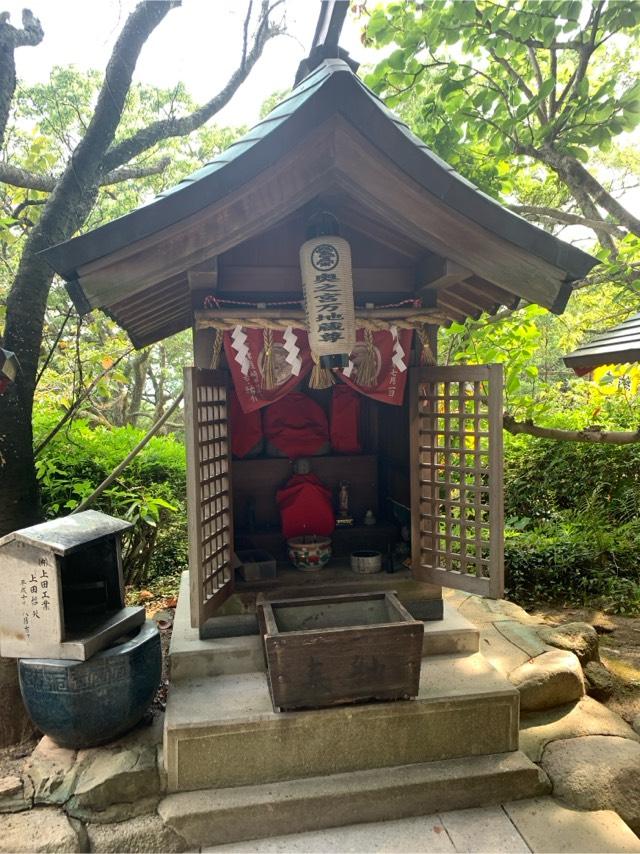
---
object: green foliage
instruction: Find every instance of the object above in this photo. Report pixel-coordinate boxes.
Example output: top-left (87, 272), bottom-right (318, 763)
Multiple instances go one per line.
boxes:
top-left (33, 406), bottom-right (187, 586)
top-left (503, 390), bottom-right (640, 613)
top-left (2, 67), bottom-right (244, 436)
top-left (364, 1), bottom-right (640, 167)
top-left (363, 0), bottom-right (640, 295)
top-left (442, 303), bottom-right (546, 412)
top-left (505, 515), bottom-right (640, 615)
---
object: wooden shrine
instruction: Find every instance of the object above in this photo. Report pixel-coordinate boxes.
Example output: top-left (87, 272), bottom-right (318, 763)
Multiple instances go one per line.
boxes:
top-left (42, 24), bottom-right (596, 636)
top-left (43, 51), bottom-right (595, 637)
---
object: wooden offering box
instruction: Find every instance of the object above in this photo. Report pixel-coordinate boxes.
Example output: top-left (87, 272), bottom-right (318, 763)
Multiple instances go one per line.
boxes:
top-left (257, 591), bottom-right (424, 712)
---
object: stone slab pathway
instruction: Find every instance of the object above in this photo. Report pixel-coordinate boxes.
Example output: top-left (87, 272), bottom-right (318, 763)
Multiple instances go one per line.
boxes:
top-left (203, 798), bottom-right (640, 853)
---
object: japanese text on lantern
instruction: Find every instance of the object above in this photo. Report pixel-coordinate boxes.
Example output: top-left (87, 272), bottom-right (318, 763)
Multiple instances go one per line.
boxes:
top-left (39, 557), bottom-right (51, 612)
top-left (19, 576), bottom-right (30, 639)
top-left (300, 237), bottom-right (355, 358)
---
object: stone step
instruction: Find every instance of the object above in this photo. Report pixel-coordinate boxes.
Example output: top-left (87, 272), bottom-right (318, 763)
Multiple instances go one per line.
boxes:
top-left (198, 799), bottom-right (640, 853)
top-left (163, 651), bottom-right (518, 792)
top-left (169, 573), bottom-right (479, 683)
top-left (158, 751), bottom-right (548, 849)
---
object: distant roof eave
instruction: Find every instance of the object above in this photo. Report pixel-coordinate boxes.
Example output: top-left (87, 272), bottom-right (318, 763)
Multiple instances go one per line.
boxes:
top-left (564, 311), bottom-right (640, 373)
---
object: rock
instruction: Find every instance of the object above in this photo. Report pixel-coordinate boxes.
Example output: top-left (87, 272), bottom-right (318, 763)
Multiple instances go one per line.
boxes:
top-left (537, 622), bottom-right (600, 665)
top-left (0, 807), bottom-right (81, 852)
top-left (584, 660), bottom-right (616, 701)
top-left (480, 623), bottom-right (533, 676)
top-left (87, 813), bottom-right (186, 853)
top-left (633, 715), bottom-right (640, 737)
top-left (24, 737), bottom-right (79, 806)
top-left (542, 735), bottom-right (640, 834)
top-left (493, 621), bottom-right (549, 659)
top-left (24, 718), bottom-right (164, 822)
top-left (591, 614), bottom-right (616, 634)
top-left (66, 738), bottom-right (161, 822)
top-left (520, 695), bottom-right (640, 762)
top-left (458, 594), bottom-right (541, 627)
top-left (0, 776), bottom-right (28, 813)
top-left (509, 649), bottom-right (585, 711)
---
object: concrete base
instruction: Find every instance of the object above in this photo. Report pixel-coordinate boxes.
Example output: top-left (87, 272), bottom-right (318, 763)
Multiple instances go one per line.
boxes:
top-left (159, 751), bottom-right (547, 848)
top-left (169, 572), bottom-right (478, 682)
top-left (163, 648), bottom-right (518, 792)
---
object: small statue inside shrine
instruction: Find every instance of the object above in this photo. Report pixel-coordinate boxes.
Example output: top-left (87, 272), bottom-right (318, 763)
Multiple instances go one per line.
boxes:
top-left (276, 459), bottom-right (335, 540)
top-left (336, 480), bottom-right (354, 527)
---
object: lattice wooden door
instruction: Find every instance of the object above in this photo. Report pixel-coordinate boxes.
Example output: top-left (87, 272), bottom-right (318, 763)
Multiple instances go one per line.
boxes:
top-left (410, 365), bottom-right (504, 599)
top-left (184, 367), bottom-right (235, 629)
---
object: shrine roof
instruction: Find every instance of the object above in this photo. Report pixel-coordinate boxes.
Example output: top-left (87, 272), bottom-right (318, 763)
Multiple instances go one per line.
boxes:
top-left (564, 311), bottom-right (640, 375)
top-left (39, 59), bottom-right (598, 346)
top-left (42, 59), bottom-right (595, 282)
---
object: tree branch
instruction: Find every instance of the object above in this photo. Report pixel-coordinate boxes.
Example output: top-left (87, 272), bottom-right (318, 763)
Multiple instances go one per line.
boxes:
top-left (101, 0), bottom-right (284, 174)
top-left (520, 143), bottom-right (640, 241)
top-left (0, 157), bottom-right (171, 193)
top-left (0, 9), bottom-right (44, 147)
top-left (3, 1), bottom-right (178, 397)
top-left (503, 414), bottom-right (640, 445)
top-left (509, 204), bottom-right (625, 237)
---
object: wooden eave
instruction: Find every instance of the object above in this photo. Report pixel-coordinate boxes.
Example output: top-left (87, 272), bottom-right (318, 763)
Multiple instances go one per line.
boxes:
top-left (564, 311), bottom-right (640, 375)
top-left (40, 59), bottom-right (598, 348)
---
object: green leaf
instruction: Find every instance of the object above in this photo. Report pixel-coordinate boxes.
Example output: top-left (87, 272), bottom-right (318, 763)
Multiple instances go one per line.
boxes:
top-left (576, 78), bottom-right (589, 99)
top-left (538, 79), bottom-right (555, 100)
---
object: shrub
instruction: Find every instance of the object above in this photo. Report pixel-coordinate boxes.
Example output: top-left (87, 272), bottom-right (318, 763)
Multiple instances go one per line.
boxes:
top-left (505, 433), bottom-right (640, 524)
top-left (34, 411), bottom-right (188, 585)
top-left (505, 511), bottom-right (640, 615)
top-left (503, 415), bottom-right (640, 614)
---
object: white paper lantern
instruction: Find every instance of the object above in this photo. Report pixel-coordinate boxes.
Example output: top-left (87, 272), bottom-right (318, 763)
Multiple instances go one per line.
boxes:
top-left (299, 235), bottom-right (356, 361)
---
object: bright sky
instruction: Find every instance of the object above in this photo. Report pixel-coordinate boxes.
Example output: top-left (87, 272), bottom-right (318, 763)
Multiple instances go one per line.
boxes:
top-left (4, 0), bottom-right (377, 126)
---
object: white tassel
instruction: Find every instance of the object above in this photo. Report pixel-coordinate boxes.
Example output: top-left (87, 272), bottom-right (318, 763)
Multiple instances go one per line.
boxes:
top-left (231, 325), bottom-right (251, 376)
top-left (390, 325), bottom-right (407, 373)
top-left (283, 326), bottom-right (302, 376)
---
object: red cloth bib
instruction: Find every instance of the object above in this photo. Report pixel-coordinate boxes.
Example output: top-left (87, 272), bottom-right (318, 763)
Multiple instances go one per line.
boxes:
top-left (229, 390), bottom-right (263, 458)
top-left (263, 392), bottom-right (330, 459)
top-left (276, 473), bottom-right (335, 539)
top-left (330, 384), bottom-right (361, 453)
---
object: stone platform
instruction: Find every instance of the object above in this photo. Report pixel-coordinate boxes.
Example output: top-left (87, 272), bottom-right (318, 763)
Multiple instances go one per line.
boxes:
top-left (163, 652), bottom-right (520, 792)
top-left (164, 572), bottom-right (519, 794)
top-left (160, 754), bottom-right (547, 848)
top-left (197, 799), bottom-right (640, 853)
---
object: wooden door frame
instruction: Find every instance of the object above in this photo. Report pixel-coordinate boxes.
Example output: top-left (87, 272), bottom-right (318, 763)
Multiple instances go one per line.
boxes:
top-left (184, 366), bottom-right (235, 630)
top-left (409, 364), bottom-right (504, 599)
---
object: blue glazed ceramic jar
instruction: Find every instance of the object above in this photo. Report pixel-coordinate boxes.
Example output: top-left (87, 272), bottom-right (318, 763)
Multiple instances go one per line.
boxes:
top-left (18, 620), bottom-right (161, 749)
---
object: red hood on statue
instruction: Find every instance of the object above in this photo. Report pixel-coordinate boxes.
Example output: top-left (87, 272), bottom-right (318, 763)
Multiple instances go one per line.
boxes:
top-left (276, 473), bottom-right (335, 539)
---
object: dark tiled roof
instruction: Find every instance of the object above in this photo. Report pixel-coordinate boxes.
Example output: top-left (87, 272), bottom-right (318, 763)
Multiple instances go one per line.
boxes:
top-left (41, 59), bottom-right (596, 285)
top-left (564, 311), bottom-right (640, 374)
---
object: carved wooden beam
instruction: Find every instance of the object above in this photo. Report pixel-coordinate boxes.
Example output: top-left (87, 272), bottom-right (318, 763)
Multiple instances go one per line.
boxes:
top-left (416, 255), bottom-right (473, 294)
top-left (187, 257), bottom-right (218, 293)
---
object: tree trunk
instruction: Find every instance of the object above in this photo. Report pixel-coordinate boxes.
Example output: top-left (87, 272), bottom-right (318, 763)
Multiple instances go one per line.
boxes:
top-left (0, 387), bottom-right (40, 537)
top-left (0, 658), bottom-right (35, 748)
top-left (534, 145), bottom-right (640, 239)
top-left (126, 349), bottom-right (151, 426)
